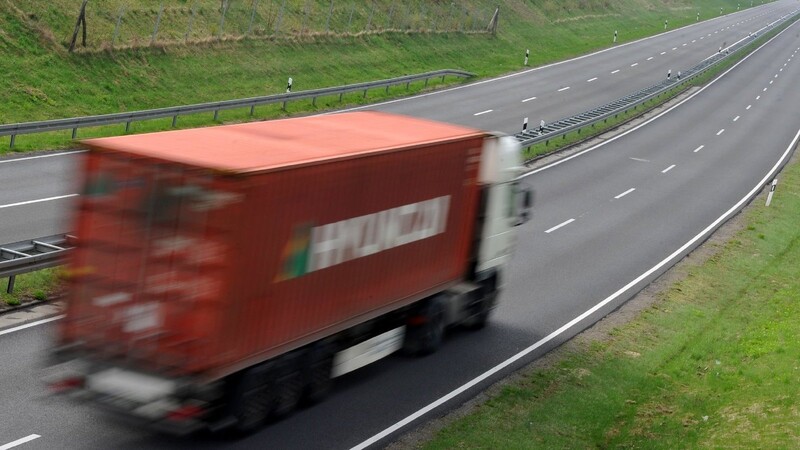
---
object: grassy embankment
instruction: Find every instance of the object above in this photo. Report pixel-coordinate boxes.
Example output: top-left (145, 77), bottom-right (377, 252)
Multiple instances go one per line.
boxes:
top-left (0, 0), bottom-right (771, 153)
top-left (420, 154), bottom-right (800, 447)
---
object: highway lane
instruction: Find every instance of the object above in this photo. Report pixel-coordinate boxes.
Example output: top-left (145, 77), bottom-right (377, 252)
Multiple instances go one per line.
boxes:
top-left (369, 0), bottom-right (797, 133)
top-left (0, 2), bottom-right (795, 244)
top-left (2, 10), bottom-right (799, 450)
top-left (0, 152), bottom-right (79, 243)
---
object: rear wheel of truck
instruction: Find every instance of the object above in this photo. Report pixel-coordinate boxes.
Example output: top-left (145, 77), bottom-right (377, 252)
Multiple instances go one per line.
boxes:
top-left (272, 353), bottom-right (303, 418)
top-left (227, 363), bottom-right (275, 435)
top-left (403, 296), bottom-right (446, 356)
top-left (301, 341), bottom-right (335, 405)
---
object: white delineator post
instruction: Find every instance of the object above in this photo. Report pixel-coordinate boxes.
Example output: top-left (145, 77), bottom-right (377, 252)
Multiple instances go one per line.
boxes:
top-left (524, 49), bottom-right (529, 66)
top-left (523, 117), bottom-right (528, 131)
top-left (765, 179), bottom-right (778, 206)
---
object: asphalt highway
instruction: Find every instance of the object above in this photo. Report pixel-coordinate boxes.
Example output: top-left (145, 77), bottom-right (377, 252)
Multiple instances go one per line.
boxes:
top-left (1, 1), bottom-right (799, 449)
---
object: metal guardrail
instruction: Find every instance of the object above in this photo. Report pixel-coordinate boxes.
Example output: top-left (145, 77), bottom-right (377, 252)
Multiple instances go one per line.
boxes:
top-left (515, 11), bottom-right (800, 158)
top-left (0, 69), bottom-right (474, 148)
top-left (1, 235), bottom-right (75, 293)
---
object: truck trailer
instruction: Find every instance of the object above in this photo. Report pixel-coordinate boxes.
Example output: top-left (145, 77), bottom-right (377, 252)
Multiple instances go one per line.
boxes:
top-left (51, 111), bottom-right (530, 434)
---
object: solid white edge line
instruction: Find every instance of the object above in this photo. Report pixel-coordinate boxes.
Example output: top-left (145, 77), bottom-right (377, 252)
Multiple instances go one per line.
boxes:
top-left (0, 435), bottom-right (41, 450)
top-left (0, 151), bottom-right (84, 165)
top-left (0, 315), bottom-right (65, 336)
top-left (350, 124), bottom-right (800, 450)
top-left (0, 194), bottom-right (79, 209)
top-left (662, 164), bottom-right (676, 173)
top-left (614, 188), bottom-right (636, 199)
top-left (473, 109), bottom-right (493, 116)
top-left (544, 218), bottom-right (576, 234)
top-left (523, 16), bottom-right (798, 178)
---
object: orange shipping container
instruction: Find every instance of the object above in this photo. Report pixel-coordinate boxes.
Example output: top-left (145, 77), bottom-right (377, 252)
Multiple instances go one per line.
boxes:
top-left (61, 111), bottom-right (487, 380)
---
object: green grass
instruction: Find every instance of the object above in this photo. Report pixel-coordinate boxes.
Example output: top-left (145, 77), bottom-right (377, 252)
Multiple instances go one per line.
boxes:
top-left (0, 0), bottom-right (776, 153)
top-left (0, 268), bottom-right (61, 307)
top-left (422, 157), bottom-right (800, 448)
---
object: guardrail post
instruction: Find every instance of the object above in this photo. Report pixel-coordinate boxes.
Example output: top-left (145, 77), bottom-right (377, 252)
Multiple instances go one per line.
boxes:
top-left (406, 81), bottom-right (410, 90)
top-left (72, 128), bottom-right (78, 139)
top-left (385, 85), bottom-right (390, 94)
top-left (172, 115), bottom-right (178, 127)
top-left (424, 78), bottom-right (429, 88)
top-left (339, 92), bottom-right (343, 102)
top-left (7, 275), bottom-right (15, 294)
top-left (10, 134), bottom-right (15, 149)
top-left (250, 105), bottom-right (255, 116)
top-left (363, 89), bottom-right (368, 98)
top-left (312, 96), bottom-right (317, 107)
top-left (125, 121), bottom-right (131, 133)
top-left (441, 75), bottom-right (446, 82)
top-left (213, 110), bottom-right (220, 121)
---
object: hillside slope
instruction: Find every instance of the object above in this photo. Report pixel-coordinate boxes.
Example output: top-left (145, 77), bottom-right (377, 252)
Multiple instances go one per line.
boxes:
top-left (0, 1), bottom-right (770, 138)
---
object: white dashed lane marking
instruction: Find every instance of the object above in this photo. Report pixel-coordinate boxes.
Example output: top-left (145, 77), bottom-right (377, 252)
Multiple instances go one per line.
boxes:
top-left (614, 188), bottom-right (636, 200)
top-left (694, 145), bottom-right (705, 153)
top-left (662, 165), bottom-right (676, 174)
top-left (545, 219), bottom-right (575, 234)
top-left (474, 109), bottom-right (493, 116)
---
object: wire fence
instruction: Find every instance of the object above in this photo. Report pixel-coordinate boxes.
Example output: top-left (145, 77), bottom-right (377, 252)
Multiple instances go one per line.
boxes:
top-left (43, 0), bottom-right (498, 50)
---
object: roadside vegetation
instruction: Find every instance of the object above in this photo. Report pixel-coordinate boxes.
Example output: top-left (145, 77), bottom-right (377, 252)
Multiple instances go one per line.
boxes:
top-left (0, 0), bottom-right (773, 152)
top-left (419, 155), bottom-right (800, 448)
top-left (0, 268), bottom-right (61, 309)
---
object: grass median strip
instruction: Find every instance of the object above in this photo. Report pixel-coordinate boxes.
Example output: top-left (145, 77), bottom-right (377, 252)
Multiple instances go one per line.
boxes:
top-left (419, 156), bottom-right (800, 448)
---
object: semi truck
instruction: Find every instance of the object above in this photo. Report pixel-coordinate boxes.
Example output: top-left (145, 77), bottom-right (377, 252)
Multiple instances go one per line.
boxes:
top-left (51, 111), bottom-right (531, 434)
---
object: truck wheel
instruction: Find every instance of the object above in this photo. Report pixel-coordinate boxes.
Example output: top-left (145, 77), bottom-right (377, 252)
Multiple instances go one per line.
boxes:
top-left (228, 364), bottom-right (274, 435)
top-left (463, 291), bottom-right (496, 330)
top-left (301, 342), bottom-right (334, 405)
top-left (403, 297), bottom-right (446, 356)
top-left (272, 353), bottom-right (303, 418)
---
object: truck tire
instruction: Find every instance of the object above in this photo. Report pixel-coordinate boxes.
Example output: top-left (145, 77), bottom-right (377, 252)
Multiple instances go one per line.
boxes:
top-left (403, 297), bottom-right (446, 356)
top-left (463, 291), bottom-right (496, 330)
top-left (463, 276), bottom-right (498, 330)
top-left (272, 353), bottom-right (303, 418)
top-left (227, 363), bottom-right (275, 435)
top-left (301, 342), bottom-right (335, 405)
